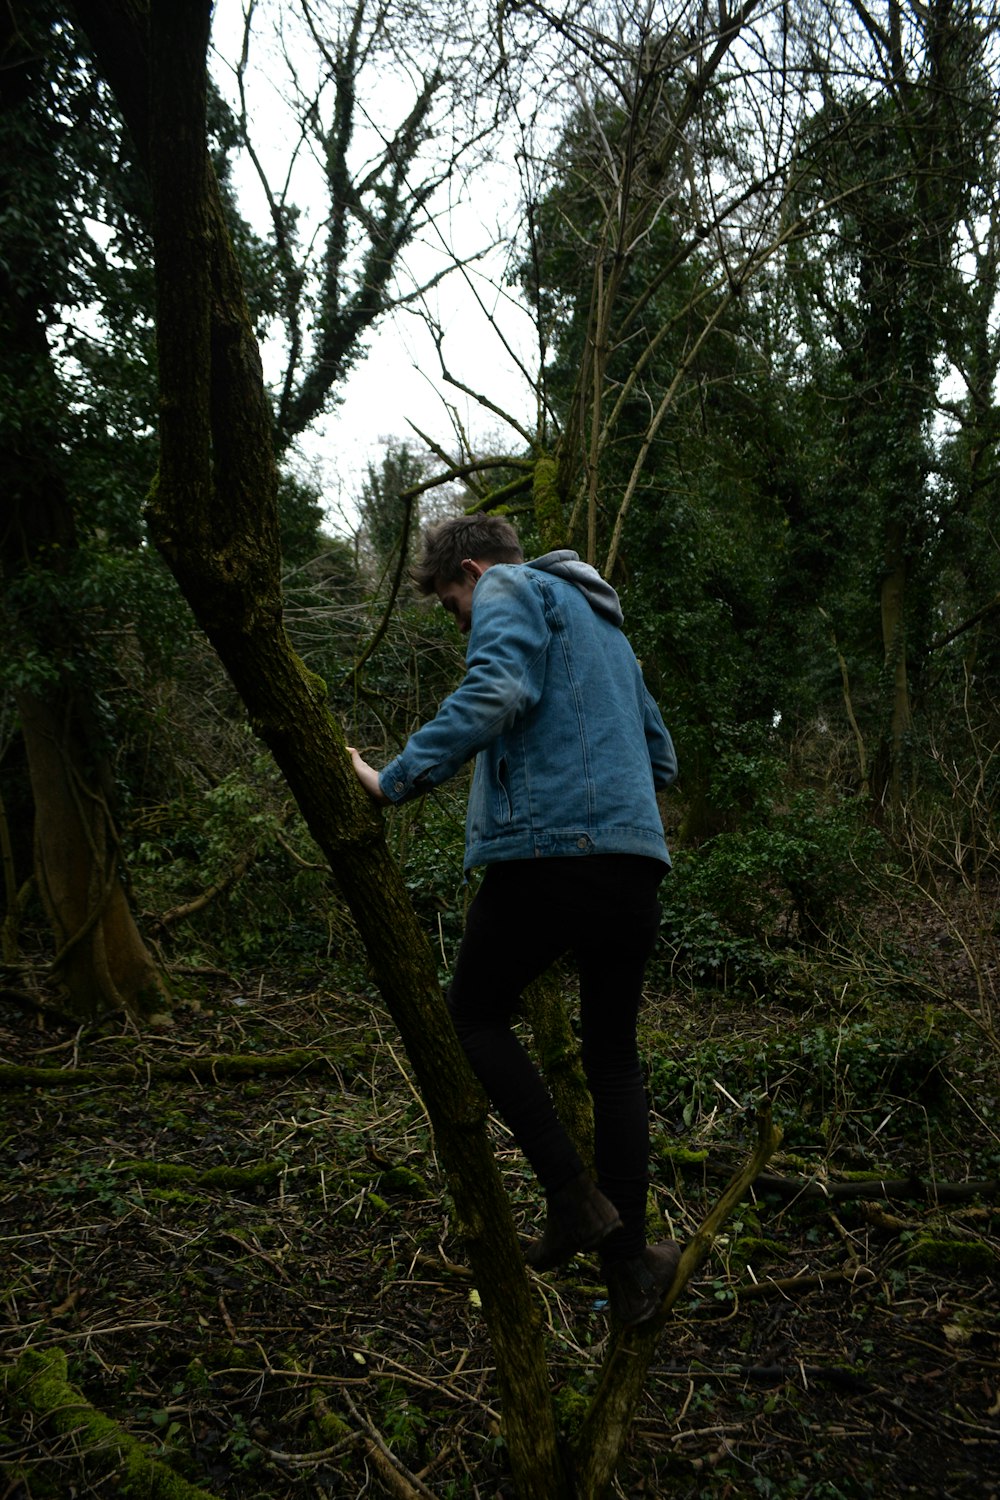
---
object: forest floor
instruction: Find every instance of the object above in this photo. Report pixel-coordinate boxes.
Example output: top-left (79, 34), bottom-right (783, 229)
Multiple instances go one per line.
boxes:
top-left (1, 922), bottom-right (998, 1499)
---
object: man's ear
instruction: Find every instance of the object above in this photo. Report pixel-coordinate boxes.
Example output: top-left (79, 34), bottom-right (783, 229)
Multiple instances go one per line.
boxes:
top-left (461, 558), bottom-right (486, 583)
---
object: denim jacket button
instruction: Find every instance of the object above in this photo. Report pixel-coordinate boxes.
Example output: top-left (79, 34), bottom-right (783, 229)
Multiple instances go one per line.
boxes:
top-left (577, 837), bottom-right (588, 849)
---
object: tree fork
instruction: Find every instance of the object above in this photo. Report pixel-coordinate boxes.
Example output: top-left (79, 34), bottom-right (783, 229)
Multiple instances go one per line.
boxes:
top-left (15, 690), bottom-right (170, 1021)
top-left (571, 1101), bottom-right (782, 1496)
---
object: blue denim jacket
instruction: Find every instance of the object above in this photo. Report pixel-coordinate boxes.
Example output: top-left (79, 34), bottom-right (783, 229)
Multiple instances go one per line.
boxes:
top-left (379, 556), bottom-right (676, 870)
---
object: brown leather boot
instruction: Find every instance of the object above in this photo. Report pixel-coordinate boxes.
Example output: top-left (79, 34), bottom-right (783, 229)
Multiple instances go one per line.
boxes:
top-left (603, 1239), bottom-right (682, 1326)
top-left (524, 1173), bottom-right (623, 1272)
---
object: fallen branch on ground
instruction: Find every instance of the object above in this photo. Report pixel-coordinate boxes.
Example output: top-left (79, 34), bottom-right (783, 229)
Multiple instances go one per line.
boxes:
top-left (0, 1048), bottom-right (356, 1089)
top-left (658, 1146), bottom-right (998, 1207)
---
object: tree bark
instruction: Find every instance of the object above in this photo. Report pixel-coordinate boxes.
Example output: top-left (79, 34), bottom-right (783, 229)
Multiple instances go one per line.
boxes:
top-left (523, 968), bottom-right (595, 1171)
top-left (66, 6), bottom-right (781, 1493)
top-left (16, 691), bottom-right (169, 1020)
top-left (4, 1347), bottom-right (221, 1500)
top-left (0, 11), bottom-right (169, 1020)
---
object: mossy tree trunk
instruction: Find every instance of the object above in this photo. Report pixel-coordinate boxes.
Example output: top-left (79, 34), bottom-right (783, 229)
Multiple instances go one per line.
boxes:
top-left (2, 509), bottom-right (169, 1023)
top-left (4, 1347), bottom-right (220, 1500)
top-left (523, 966), bottom-right (596, 1172)
top-left (71, 1), bottom-right (568, 1492)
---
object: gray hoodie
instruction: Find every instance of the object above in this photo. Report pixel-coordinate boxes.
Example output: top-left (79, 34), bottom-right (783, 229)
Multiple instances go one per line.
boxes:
top-left (525, 549), bottom-right (624, 627)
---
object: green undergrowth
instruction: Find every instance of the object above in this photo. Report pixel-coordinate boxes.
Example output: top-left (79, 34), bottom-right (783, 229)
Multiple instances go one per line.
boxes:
top-left (642, 1011), bottom-right (950, 1151)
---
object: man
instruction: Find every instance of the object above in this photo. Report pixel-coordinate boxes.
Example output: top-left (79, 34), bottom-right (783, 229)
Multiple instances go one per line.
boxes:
top-left (349, 515), bottom-right (680, 1325)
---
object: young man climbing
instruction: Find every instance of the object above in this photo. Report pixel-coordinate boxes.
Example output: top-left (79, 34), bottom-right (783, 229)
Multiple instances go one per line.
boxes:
top-left (349, 515), bottom-right (680, 1325)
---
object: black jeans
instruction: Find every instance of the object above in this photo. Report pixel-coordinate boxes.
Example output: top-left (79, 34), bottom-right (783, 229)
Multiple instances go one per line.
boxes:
top-left (446, 854), bottom-right (664, 1261)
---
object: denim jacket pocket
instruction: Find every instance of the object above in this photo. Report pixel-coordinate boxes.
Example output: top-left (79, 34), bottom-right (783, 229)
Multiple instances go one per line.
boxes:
top-left (495, 755), bottom-right (513, 823)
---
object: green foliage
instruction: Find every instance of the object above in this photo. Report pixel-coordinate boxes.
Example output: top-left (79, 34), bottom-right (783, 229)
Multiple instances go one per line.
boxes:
top-left (46, 1163), bottom-right (139, 1217)
top-left (357, 441), bottom-right (425, 577)
top-left (377, 1380), bottom-right (429, 1457)
top-left (221, 1412), bottom-right (262, 1471)
top-left (511, 2), bottom-right (1000, 848)
top-left (654, 905), bottom-right (784, 995)
top-left (392, 786), bottom-right (470, 963)
top-left (0, 647), bottom-right (60, 696)
top-left (276, 470), bottom-right (330, 569)
top-left (667, 792), bottom-right (887, 944)
top-left (129, 755), bottom-right (353, 973)
top-left (0, 8), bottom-right (334, 970)
top-left (656, 790), bottom-right (889, 1006)
top-left (645, 1015), bottom-right (948, 1148)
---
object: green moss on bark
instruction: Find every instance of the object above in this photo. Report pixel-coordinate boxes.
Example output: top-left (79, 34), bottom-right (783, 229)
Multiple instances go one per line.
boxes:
top-left (3, 1348), bottom-right (221, 1499)
top-left (532, 454), bottom-right (565, 550)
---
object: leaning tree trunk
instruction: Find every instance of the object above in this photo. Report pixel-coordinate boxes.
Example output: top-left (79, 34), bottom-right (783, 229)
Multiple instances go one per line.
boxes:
top-left (71, 1), bottom-right (569, 1492)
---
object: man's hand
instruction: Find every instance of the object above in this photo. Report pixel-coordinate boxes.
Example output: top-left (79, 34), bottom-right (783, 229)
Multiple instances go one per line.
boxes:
top-left (347, 747), bottom-right (390, 805)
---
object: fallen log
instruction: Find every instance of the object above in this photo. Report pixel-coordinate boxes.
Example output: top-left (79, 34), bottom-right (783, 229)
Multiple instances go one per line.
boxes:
top-left (2, 1347), bottom-right (221, 1499)
top-left (0, 1048), bottom-right (355, 1089)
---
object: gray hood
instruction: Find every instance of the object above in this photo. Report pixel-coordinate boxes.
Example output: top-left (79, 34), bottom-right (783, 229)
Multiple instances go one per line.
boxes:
top-left (525, 549), bottom-right (624, 627)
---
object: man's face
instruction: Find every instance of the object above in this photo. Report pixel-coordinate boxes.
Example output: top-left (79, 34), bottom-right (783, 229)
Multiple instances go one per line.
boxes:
top-left (434, 559), bottom-right (487, 634)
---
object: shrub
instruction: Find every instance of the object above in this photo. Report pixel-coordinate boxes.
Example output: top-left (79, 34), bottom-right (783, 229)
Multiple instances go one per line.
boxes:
top-left (668, 792), bottom-right (885, 944)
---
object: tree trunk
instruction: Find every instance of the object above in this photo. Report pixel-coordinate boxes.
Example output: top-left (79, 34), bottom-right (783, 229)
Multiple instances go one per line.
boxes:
top-left (523, 969), bottom-right (596, 1171)
top-left (0, 16), bottom-right (169, 1020)
top-left (15, 691), bottom-right (169, 1020)
top-left (68, 6), bottom-right (779, 1494)
top-left (879, 520), bottom-right (912, 809)
top-left (571, 1102), bottom-right (782, 1495)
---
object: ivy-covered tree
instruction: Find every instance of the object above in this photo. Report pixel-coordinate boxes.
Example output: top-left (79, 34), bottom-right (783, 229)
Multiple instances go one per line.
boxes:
top-left (50, 4), bottom-right (784, 1494)
top-left (514, 71), bottom-right (794, 838)
top-left (356, 440), bottom-right (425, 576)
top-left (0, 6), bottom-right (177, 1018)
top-left (508, 0), bottom-right (1000, 840)
top-left (777, 0), bottom-right (999, 807)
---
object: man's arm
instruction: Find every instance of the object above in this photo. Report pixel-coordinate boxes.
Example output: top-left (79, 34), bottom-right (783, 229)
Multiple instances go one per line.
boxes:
top-left (375, 566), bottom-right (550, 805)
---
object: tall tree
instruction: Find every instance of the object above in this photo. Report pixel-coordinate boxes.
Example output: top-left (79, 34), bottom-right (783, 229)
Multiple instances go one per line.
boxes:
top-left (779, 0), bottom-right (997, 806)
top-left (357, 439), bottom-right (425, 575)
top-left (69, 1), bottom-right (568, 1491)
top-left (220, 0), bottom-right (502, 456)
top-left (0, 6), bottom-right (172, 1018)
top-left (1, 0), bottom-right (485, 1019)
top-left (502, 4), bottom-right (807, 835)
top-left (499, 0), bottom-right (1000, 834)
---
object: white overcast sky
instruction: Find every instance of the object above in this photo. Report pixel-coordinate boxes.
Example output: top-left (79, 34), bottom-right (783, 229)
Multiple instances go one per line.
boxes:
top-left (208, 0), bottom-right (537, 533)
